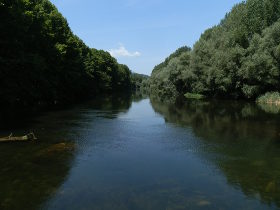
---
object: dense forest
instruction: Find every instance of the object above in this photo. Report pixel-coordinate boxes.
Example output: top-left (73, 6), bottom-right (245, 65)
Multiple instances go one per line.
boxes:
top-left (0, 0), bottom-right (136, 109)
top-left (131, 73), bottom-right (149, 92)
top-left (150, 0), bottom-right (280, 100)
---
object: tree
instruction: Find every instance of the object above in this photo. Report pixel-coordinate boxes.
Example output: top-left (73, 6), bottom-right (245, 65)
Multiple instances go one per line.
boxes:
top-left (150, 0), bottom-right (280, 100)
top-left (0, 0), bottom-right (134, 109)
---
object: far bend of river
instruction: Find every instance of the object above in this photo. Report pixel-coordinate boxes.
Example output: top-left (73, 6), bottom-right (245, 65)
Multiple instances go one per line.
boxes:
top-left (1, 95), bottom-right (280, 210)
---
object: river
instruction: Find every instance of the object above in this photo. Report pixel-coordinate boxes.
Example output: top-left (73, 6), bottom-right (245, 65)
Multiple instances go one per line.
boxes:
top-left (0, 95), bottom-right (280, 210)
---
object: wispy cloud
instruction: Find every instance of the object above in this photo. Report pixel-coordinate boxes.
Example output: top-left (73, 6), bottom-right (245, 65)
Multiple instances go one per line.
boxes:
top-left (109, 44), bottom-right (141, 58)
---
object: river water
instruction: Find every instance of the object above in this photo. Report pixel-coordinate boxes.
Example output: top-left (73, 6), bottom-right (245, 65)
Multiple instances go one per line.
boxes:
top-left (0, 95), bottom-right (280, 210)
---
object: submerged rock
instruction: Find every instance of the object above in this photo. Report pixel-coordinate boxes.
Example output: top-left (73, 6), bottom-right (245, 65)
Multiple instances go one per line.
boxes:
top-left (36, 143), bottom-right (75, 158)
top-left (197, 200), bottom-right (211, 206)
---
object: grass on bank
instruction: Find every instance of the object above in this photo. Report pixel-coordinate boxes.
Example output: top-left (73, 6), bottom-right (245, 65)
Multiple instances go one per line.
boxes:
top-left (256, 92), bottom-right (280, 105)
top-left (184, 93), bottom-right (205, 100)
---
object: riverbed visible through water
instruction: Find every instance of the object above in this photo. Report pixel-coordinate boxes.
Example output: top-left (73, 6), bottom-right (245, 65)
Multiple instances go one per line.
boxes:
top-left (1, 96), bottom-right (280, 210)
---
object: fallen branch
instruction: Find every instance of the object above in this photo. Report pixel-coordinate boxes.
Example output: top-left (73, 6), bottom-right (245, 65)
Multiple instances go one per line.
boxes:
top-left (0, 133), bottom-right (37, 142)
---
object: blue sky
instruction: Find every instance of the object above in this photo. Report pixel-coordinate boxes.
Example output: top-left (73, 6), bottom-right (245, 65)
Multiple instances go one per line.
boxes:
top-left (50, 0), bottom-right (242, 75)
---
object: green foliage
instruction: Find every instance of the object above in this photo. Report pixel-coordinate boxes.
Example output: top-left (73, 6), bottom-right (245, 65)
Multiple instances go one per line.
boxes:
top-left (149, 47), bottom-right (191, 100)
top-left (150, 0), bottom-right (280, 100)
top-left (131, 73), bottom-right (149, 92)
top-left (0, 0), bottom-right (132, 109)
top-left (257, 92), bottom-right (280, 104)
top-left (257, 102), bottom-right (280, 114)
top-left (184, 93), bottom-right (205, 100)
top-left (152, 46), bottom-right (191, 74)
top-left (257, 92), bottom-right (280, 114)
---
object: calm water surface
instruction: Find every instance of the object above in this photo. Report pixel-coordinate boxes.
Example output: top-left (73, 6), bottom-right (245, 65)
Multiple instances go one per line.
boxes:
top-left (1, 96), bottom-right (280, 210)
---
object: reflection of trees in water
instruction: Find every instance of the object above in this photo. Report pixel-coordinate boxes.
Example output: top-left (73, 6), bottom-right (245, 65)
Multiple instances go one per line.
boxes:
top-left (132, 92), bottom-right (149, 103)
top-left (0, 95), bottom-right (133, 210)
top-left (0, 130), bottom-right (76, 210)
top-left (257, 103), bottom-right (280, 114)
top-left (0, 93), bottom-right (134, 129)
top-left (88, 94), bottom-right (133, 110)
top-left (150, 98), bottom-right (280, 208)
top-left (151, 98), bottom-right (280, 142)
top-left (83, 94), bottom-right (133, 119)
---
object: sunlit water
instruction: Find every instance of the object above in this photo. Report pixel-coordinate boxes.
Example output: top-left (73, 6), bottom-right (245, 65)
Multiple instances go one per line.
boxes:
top-left (1, 96), bottom-right (280, 210)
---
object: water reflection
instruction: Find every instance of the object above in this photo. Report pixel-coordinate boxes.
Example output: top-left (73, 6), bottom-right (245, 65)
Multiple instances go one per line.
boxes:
top-left (2, 95), bottom-right (280, 210)
top-left (150, 98), bottom-right (280, 208)
top-left (0, 94), bottom-right (133, 210)
top-left (258, 102), bottom-right (280, 114)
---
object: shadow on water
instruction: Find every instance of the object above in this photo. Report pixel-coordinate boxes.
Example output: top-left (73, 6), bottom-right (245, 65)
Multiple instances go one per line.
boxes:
top-left (150, 98), bottom-right (280, 208)
top-left (0, 94), bottom-right (134, 210)
top-left (2, 94), bottom-right (280, 210)
top-left (0, 93), bottom-right (134, 129)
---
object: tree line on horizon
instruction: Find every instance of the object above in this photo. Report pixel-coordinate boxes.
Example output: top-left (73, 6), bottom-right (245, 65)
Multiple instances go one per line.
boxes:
top-left (149, 0), bottom-right (280, 100)
top-left (0, 0), bottom-right (146, 109)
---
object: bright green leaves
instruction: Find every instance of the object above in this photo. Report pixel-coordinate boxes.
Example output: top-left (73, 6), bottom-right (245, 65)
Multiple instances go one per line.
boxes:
top-left (150, 47), bottom-right (191, 100)
top-left (150, 0), bottom-right (280, 100)
top-left (55, 43), bottom-right (67, 56)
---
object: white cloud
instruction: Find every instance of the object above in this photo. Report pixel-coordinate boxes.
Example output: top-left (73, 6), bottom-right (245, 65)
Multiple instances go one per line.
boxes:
top-left (109, 44), bottom-right (141, 58)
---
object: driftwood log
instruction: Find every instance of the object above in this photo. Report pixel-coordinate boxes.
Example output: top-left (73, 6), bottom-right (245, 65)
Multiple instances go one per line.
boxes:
top-left (0, 133), bottom-right (37, 142)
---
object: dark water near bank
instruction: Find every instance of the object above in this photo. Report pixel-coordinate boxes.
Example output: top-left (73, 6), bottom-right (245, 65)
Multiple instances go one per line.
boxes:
top-left (1, 96), bottom-right (280, 210)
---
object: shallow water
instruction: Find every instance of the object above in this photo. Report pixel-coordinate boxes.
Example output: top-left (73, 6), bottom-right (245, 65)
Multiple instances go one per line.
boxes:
top-left (1, 96), bottom-right (280, 210)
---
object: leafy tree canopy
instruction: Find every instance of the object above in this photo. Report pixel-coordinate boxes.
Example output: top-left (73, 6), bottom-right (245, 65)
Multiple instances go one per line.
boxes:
top-left (149, 0), bottom-right (280, 100)
top-left (0, 0), bottom-right (133, 108)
